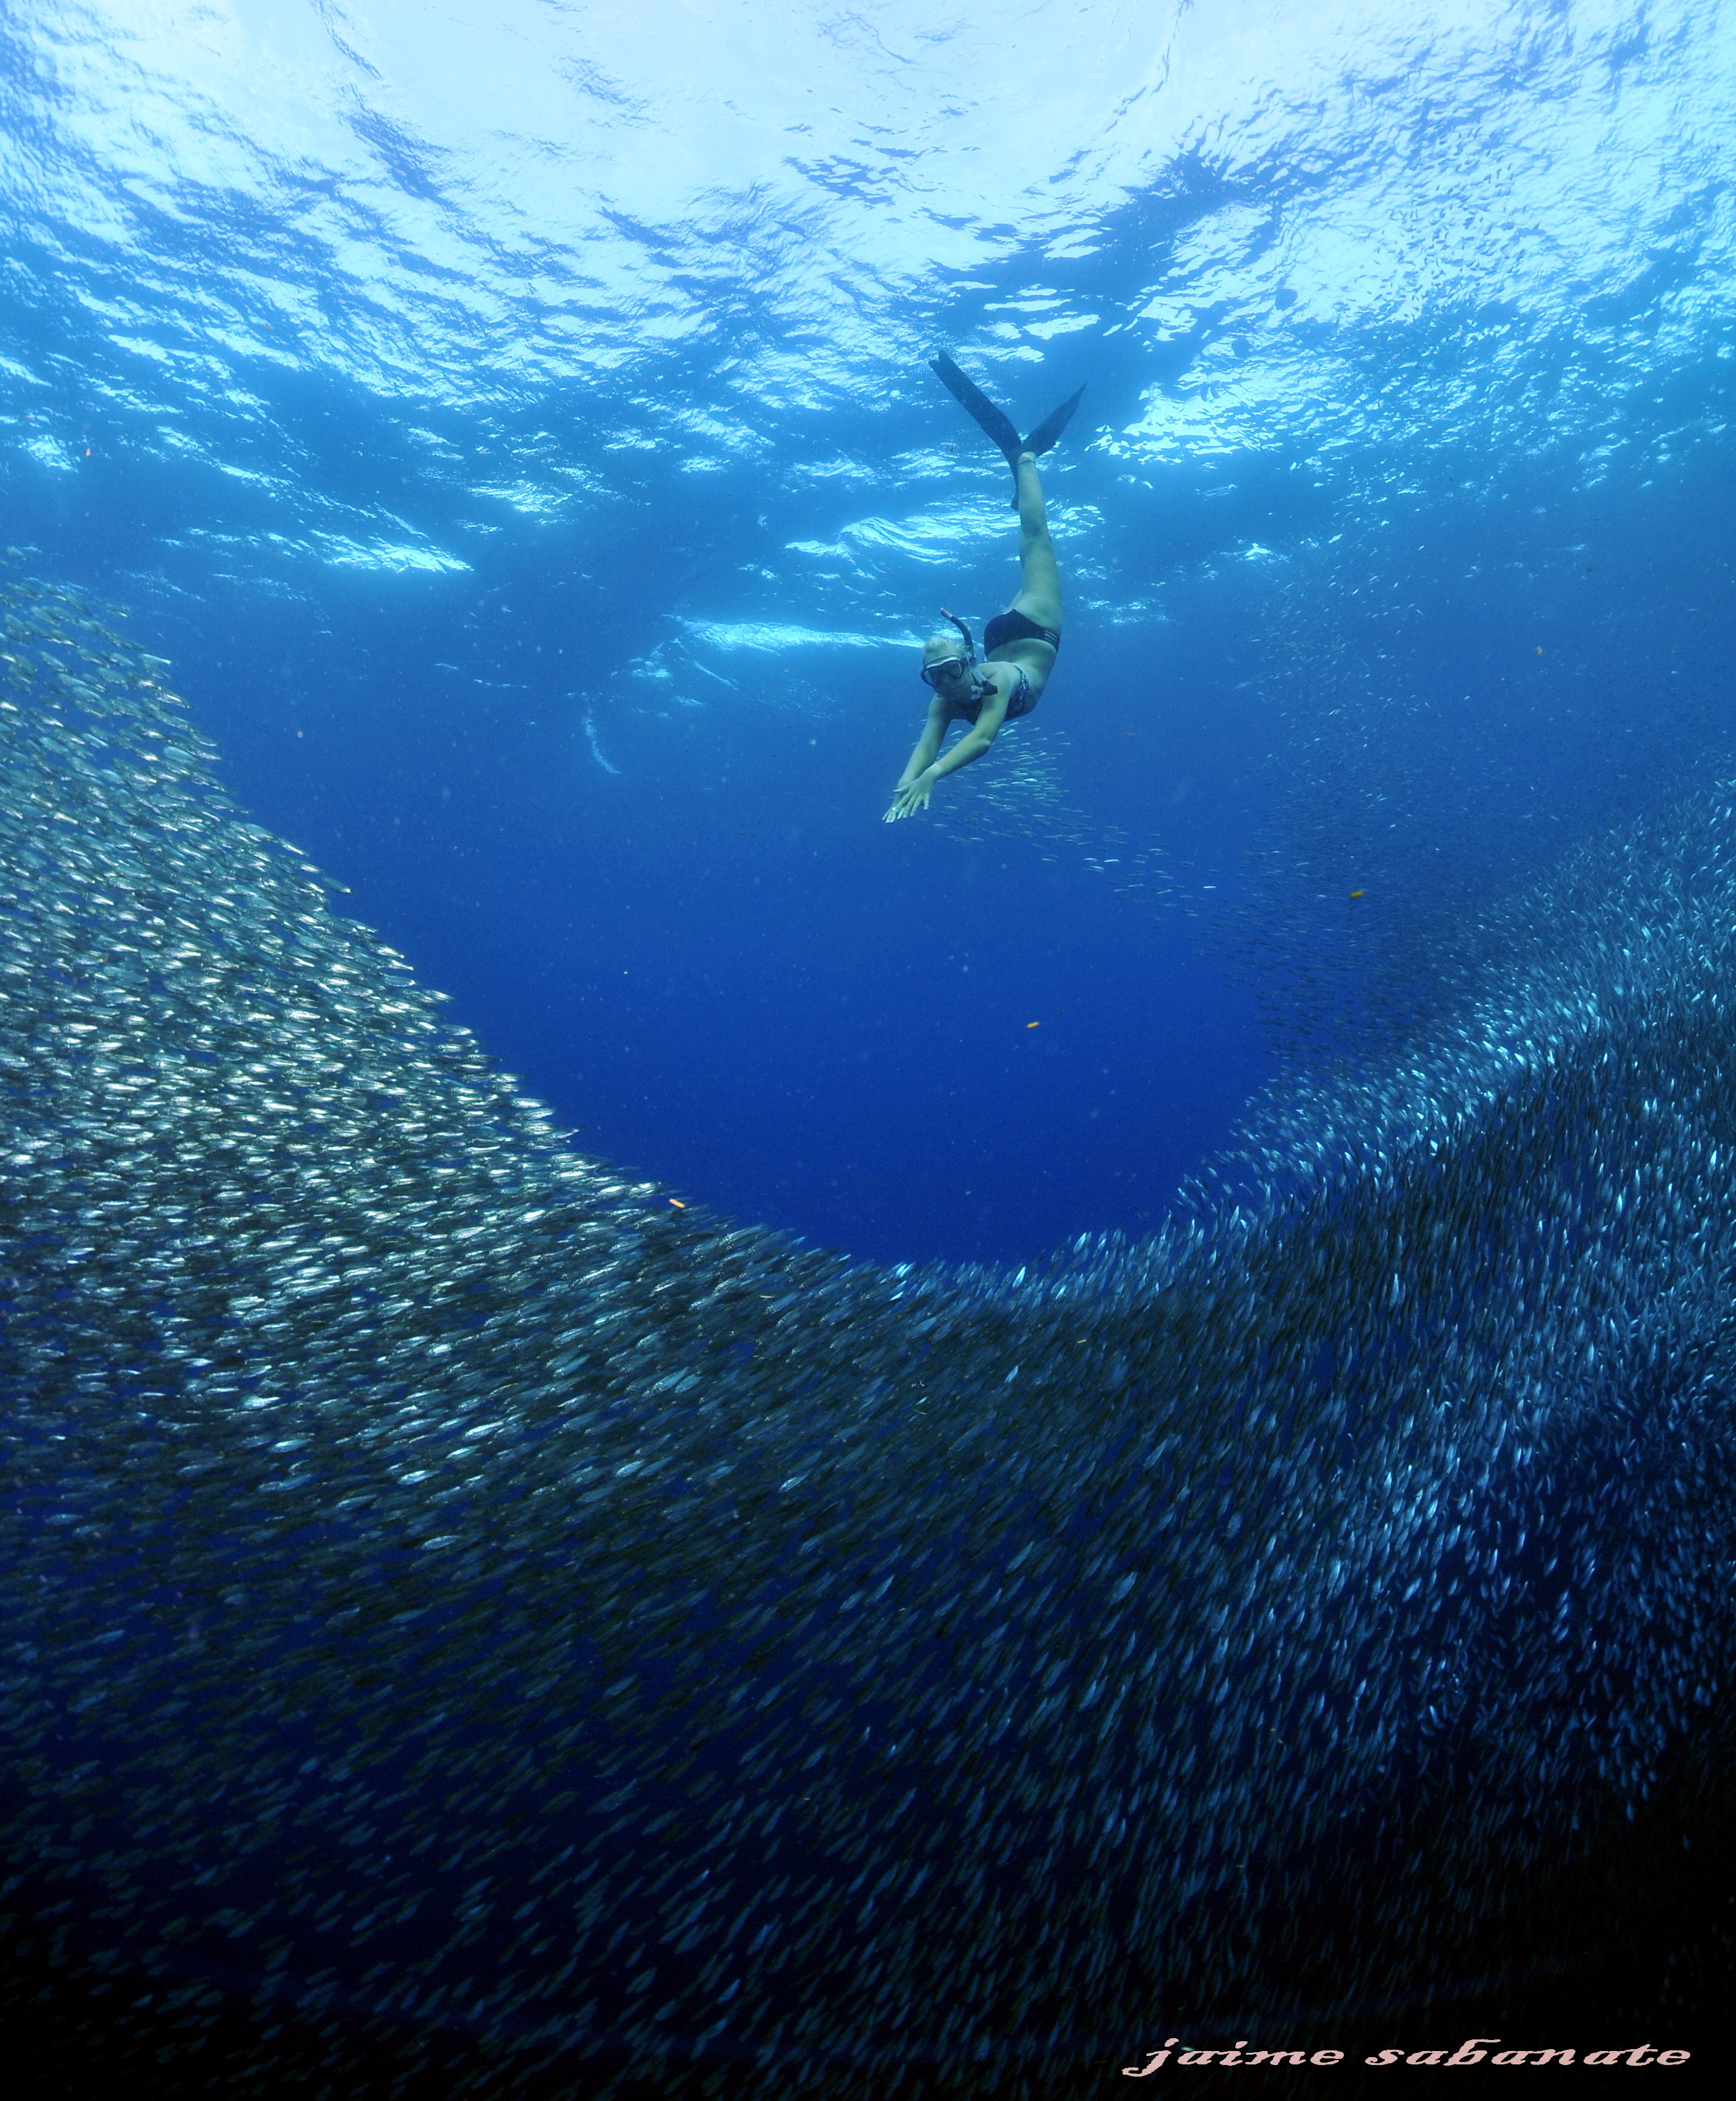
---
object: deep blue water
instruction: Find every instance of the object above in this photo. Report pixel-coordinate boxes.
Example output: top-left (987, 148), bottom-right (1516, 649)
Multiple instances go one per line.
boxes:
top-left (5, 0), bottom-right (1731, 1267)
top-left (7, 2), bottom-right (1736, 2083)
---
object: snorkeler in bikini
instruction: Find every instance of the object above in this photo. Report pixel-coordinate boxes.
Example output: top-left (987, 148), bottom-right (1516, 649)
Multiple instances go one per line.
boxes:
top-left (884, 354), bottom-right (1085, 823)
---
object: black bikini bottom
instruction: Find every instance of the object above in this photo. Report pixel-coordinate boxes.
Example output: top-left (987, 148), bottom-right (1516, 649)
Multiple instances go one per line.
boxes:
top-left (984, 607), bottom-right (1060, 654)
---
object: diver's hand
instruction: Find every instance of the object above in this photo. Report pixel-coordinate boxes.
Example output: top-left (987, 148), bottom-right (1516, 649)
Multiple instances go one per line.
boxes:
top-left (884, 771), bottom-right (936, 821)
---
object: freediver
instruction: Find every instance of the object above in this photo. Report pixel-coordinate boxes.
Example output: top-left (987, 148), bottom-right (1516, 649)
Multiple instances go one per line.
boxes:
top-left (884, 354), bottom-right (1085, 823)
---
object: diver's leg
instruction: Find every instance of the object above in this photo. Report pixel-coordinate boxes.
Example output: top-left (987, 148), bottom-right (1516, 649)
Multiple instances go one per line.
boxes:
top-left (1009, 453), bottom-right (1062, 631)
top-left (929, 353), bottom-right (1023, 465)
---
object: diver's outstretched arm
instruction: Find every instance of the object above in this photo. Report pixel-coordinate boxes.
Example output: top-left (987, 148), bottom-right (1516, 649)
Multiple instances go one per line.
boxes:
top-left (884, 695), bottom-right (951, 821)
top-left (895, 696), bottom-right (949, 793)
top-left (885, 696), bottom-right (1006, 821)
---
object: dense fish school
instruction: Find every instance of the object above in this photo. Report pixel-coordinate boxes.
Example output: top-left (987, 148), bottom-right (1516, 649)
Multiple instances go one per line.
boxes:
top-left (3, 562), bottom-right (1732, 2094)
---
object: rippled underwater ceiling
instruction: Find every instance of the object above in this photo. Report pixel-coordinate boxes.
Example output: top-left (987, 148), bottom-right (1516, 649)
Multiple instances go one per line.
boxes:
top-left (4, 1), bottom-right (1736, 2095)
top-left (7, 1), bottom-right (1731, 549)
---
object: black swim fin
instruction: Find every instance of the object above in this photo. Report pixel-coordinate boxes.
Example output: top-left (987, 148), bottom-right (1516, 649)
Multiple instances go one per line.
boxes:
top-left (1022, 382), bottom-right (1086, 459)
top-left (929, 351), bottom-right (1023, 466)
top-left (929, 353), bottom-right (1086, 504)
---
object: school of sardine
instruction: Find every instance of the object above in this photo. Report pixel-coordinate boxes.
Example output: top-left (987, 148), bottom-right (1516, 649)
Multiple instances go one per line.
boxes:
top-left (2, 560), bottom-right (1731, 2092)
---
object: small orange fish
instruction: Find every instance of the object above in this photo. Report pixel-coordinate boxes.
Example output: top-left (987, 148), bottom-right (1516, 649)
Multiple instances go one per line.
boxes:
top-left (1349, 889), bottom-right (1365, 899)
top-left (1026, 1022), bottom-right (1040, 1029)
top-left (668, 1198), bottom-right (686, 1209)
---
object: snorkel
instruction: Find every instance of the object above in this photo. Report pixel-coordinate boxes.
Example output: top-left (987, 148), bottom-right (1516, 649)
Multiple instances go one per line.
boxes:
top-left (938, 608), bottom-right (977, 664)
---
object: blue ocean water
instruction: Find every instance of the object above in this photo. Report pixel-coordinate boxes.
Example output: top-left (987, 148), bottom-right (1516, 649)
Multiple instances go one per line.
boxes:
top-left (7, 0), bottom-right (1726, 1267)
top-left (5, 1), bottom-right (1736, 2088)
